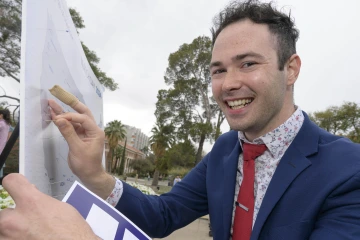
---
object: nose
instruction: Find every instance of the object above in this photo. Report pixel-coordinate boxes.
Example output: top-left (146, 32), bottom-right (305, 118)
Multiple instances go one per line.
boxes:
top-left (222, 68), bottom-right (243, 92)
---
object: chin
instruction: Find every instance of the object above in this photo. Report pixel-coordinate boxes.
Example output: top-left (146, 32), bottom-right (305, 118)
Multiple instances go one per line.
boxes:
top-left (229, 121), bottom-right (253, 132)
top-left (228, 124), bottom-right (243, 132)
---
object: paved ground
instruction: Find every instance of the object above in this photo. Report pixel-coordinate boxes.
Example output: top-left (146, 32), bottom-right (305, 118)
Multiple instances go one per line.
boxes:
top-left (154, 218), bottom-right (212, 240)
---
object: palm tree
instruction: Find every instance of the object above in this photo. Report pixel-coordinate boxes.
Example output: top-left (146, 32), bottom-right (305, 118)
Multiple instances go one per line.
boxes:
top-left (113, 145), bottom-right (123, 173)
top-left (149, 122), bottom-right (175, 186)
top-left (104, 120), bottom-right (126, 172)
top-left (118, 137), bottom-right (127, 175)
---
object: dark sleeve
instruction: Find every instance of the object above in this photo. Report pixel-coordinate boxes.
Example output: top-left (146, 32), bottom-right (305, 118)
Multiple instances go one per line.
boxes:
top-left (309, 171), bottom-right (360, 240)
top-left (115, 154), bottom-right (209, 238)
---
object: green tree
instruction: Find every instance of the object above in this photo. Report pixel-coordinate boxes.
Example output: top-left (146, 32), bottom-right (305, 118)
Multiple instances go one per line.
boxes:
top-left (104, 120), bottom-right (126, 172)
top-left (338, 102), bottom-right (360, 142)
top-left (128, 159), bottom-right (154, 177)
top-left (0, 0), bottom-right (21, 102)
top-left (309, 102), bottom-right (360, 143)
top-left (162, 36), bottom-right (225, 164)
top-left (149, 122), bottom-right (175, 186)
top-left (164, 140), bottom-right (196, 169)
top-left (309, 106), bottom-right (342, 134)
top-left (0, 0), bottom-right (21, 82)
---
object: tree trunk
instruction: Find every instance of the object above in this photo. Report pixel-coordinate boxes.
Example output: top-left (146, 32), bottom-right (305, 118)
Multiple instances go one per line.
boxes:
top-left (195, 133), bottom-right (206, 165)
top-left (214, 110), bottom-right (225, 141)
top-left (119, 139), bottom-right (127, 175)
top-left (106, 148), bottom-right (112, 172)
top-left (110, 149), bottom-right (114, 172)
top-left (151, 169), bottom-right (160, 186)
top-left (112, 156), bottom-right (119, 173)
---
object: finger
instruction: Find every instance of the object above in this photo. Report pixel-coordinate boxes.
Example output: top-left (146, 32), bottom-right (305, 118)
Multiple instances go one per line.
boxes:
top-left (50, 107), bottom-right (82, 131)
top-left (55, 113), bottom-right (99, 136)
top-left (1, 174), bottom-right (37, 206)
top-left (49, 99), bottom-right (95, 124)
top-left (0, 208), bottom-right (16, 235)
top-left (71, 101), bottom-right (95, 121)
top-left (48, 99), bottom-right (64, 115)
top-left (53, 118), bottom-right (83, 147)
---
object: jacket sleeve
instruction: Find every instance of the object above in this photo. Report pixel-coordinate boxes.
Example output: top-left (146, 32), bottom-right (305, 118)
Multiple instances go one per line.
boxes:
top-left (115, 154), bottom-right (209, 238)
top-left (309, 171), bottom-right (360, 240)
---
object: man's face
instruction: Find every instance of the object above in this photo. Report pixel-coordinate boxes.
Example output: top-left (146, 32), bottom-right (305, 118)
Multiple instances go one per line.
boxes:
top-left (211, 20), bottom-right (295, 140)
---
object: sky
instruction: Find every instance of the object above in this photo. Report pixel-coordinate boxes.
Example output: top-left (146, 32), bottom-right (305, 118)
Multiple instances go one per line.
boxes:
top-left (1, 0), bottom-right (360, 152)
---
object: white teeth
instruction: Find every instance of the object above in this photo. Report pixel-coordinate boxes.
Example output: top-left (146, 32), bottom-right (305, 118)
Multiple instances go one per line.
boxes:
top-left (227, 99), bottom-right (253, 109)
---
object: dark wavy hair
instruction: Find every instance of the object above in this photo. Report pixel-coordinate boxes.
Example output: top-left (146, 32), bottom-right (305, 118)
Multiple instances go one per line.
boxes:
top-left (211, 0), bottom-right (299, 70)
top-left (0, 109), bottom-right (12, 125)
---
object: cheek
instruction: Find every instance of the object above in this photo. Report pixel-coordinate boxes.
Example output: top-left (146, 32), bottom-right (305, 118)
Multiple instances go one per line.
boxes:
top-left (211, 81), bottom-right (222, 98)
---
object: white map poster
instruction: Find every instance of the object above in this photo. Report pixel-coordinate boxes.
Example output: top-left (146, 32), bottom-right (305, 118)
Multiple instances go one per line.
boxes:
top-left (20, 0), bottom-right (104, 199)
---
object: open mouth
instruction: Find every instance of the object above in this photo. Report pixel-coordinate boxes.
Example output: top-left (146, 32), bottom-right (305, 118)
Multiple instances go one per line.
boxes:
top-left (226, 98), bottom-right (253, 110)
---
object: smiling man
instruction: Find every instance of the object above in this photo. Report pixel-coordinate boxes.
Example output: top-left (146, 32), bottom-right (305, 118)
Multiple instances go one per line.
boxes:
top-left (210, 17), bottom-right (299, 141)
top-left (1, 1), bottom-right (360, 240)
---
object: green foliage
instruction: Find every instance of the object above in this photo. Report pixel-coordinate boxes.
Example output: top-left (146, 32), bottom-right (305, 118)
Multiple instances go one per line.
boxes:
top-left (149, 122), bottom-right (175, 160)
top-left (104, 120), bottom-right (126, 172)
top-left (157, 36), bottom-right (226, 165)
top-left (167, 167), bottom-right (192, 179)
top-left (164, 140), bottom-right (196, 168)
top-left (309, 102), bottom-right (360, 143)
top-left (80, 41), bottom-right (118, 91)
top-left (309, 106), bottom-right (341, 134)
top-left (128, 159), bottom-right (154, 177)
top-left (0, 2), bottom-right (117, 95)
top-left (105, 120), bottom-right (126, 146)
top-left (149, 121), bottom-right (175, 186)
top-left (70, 9), bottom-right (118, 91)
top-left (0, 0), bottom-right (21, 87)
top-left (69, 8), bottom-right (85, 30)
top-left (3, 138), bottom-right (19, 175)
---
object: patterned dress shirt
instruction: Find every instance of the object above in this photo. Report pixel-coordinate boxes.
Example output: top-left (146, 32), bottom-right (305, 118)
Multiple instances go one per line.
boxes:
top-left (230, 107), bottom-right (304, 238)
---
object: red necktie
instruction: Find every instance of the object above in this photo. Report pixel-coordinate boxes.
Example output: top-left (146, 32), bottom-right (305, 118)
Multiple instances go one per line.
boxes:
top-left (232, 143), bottom-right (267, 240)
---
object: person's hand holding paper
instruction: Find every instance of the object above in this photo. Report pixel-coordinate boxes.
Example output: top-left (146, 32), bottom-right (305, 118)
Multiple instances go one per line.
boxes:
top-left (0, 174), bottom-right (100, 240)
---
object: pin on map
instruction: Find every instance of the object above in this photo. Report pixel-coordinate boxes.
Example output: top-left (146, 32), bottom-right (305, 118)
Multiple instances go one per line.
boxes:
top-left (49, 85), bottom-right (79, 108)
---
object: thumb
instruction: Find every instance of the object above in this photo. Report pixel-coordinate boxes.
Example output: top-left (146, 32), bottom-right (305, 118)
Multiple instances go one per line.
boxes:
top-left (2, 174), bottom-right (38, 207)
top-left (54, 118), bottom-right (81, 147)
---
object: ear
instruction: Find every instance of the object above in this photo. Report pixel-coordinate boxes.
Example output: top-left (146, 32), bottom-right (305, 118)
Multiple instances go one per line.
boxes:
top-left (286, 54), bottom-right (301, 86)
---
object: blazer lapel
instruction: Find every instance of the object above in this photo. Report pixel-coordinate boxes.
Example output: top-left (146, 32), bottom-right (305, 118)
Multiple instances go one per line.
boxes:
top-left (223, 139), bottom-right (241, 238)
top-left (251, 114), bottom-right (319, 240)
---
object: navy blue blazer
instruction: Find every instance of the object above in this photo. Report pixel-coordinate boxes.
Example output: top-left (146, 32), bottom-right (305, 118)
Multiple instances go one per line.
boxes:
top-left (116, 113), bottom-right (360, 239)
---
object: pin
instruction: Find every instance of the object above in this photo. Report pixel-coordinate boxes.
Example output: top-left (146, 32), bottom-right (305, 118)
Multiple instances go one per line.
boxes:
top-left (236, 202), bottom-right (249, 212)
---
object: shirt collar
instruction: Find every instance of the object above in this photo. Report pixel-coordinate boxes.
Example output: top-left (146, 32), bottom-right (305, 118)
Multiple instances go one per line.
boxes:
top-left (238, 106), bottom-right (304, 158)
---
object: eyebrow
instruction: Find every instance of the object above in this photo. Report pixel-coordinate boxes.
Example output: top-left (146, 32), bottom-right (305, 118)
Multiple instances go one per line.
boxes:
top-left (209, 52), bottom-right (265, 69)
